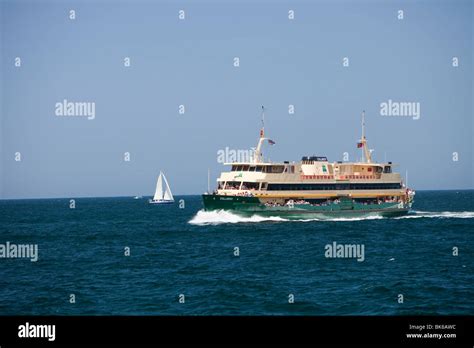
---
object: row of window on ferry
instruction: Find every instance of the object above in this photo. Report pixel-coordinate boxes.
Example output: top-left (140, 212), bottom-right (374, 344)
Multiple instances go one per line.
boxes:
top-left (218, 182), bottom-right (402, 191)
top-left (219, 182), bottom-right (263, 190)
top-left (230, 165), bottom-right (392, 174)
top-left (230, 165), bottom-right (295, 174)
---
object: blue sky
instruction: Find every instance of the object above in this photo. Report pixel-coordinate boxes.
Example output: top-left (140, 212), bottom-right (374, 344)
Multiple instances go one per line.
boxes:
top-left (1, 0), bottom-right (472, 198)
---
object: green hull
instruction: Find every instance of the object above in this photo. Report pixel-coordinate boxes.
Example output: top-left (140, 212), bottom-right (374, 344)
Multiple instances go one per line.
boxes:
top-left (202, 194), bottom-right (410, 219)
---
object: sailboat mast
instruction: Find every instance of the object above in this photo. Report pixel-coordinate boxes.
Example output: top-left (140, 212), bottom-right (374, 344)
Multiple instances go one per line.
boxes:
top-left (159, 171), bottom-right (164, 199)
top-left (153, 172), bottom-right (163, 201)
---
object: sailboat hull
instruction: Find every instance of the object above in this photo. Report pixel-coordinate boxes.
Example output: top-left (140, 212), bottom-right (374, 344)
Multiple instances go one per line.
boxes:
top-left (149, 199), bottom-right (174, 204)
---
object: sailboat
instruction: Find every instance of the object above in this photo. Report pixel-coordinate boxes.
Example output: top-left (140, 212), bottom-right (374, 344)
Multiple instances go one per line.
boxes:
top-left (149, 171), bottom-right (174, 204)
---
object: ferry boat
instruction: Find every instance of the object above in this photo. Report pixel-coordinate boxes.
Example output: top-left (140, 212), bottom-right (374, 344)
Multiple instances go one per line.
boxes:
top-left (202, 107), bottom-right (415, 219)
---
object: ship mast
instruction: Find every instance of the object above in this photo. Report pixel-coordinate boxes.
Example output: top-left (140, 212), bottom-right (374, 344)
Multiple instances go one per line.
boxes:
top-left (207, 168), bottom-right (210, 193)
top-left (360, 110), bottom-right (372, 163)
top-left (254, 106), bottom-right (267, 163)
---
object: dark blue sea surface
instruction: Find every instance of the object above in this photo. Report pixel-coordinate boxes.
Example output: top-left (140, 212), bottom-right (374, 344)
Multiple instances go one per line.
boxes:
top-left (0, 190), bottom-right (473, 315)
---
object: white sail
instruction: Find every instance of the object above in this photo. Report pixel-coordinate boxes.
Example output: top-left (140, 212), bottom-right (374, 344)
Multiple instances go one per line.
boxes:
top-left (153, 172), bottom-right (163, 201)
top-left (162, 173), bottom-right (174, 201)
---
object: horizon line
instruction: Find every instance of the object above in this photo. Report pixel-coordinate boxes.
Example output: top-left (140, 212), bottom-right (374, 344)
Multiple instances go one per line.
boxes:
top-left (1, 188), bottom-right (473, 201)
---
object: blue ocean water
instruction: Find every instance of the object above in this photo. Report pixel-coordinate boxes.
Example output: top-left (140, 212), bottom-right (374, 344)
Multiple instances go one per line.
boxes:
top-left (0, 190), bottom-right (473, 315)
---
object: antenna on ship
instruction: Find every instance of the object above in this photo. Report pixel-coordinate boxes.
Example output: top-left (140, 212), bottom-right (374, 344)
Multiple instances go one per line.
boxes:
top-left (361, 110), bottom-right (365, 162)
top-left (359, 110), bottom-right (372, 164)
top-left (207, 168), bottom-right (211, 194)
top-left (255, 106), bottom-right (267, 164)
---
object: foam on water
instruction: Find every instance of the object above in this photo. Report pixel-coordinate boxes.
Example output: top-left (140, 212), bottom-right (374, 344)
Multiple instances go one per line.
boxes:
top-left (189, 209), bottom-right (474, 225)
top-left (395, 211), bottom-right (474, 219)
top-left (189, 210), bottom-right (384, 225)
top-left (188, 210), bottom-right (287, 225)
